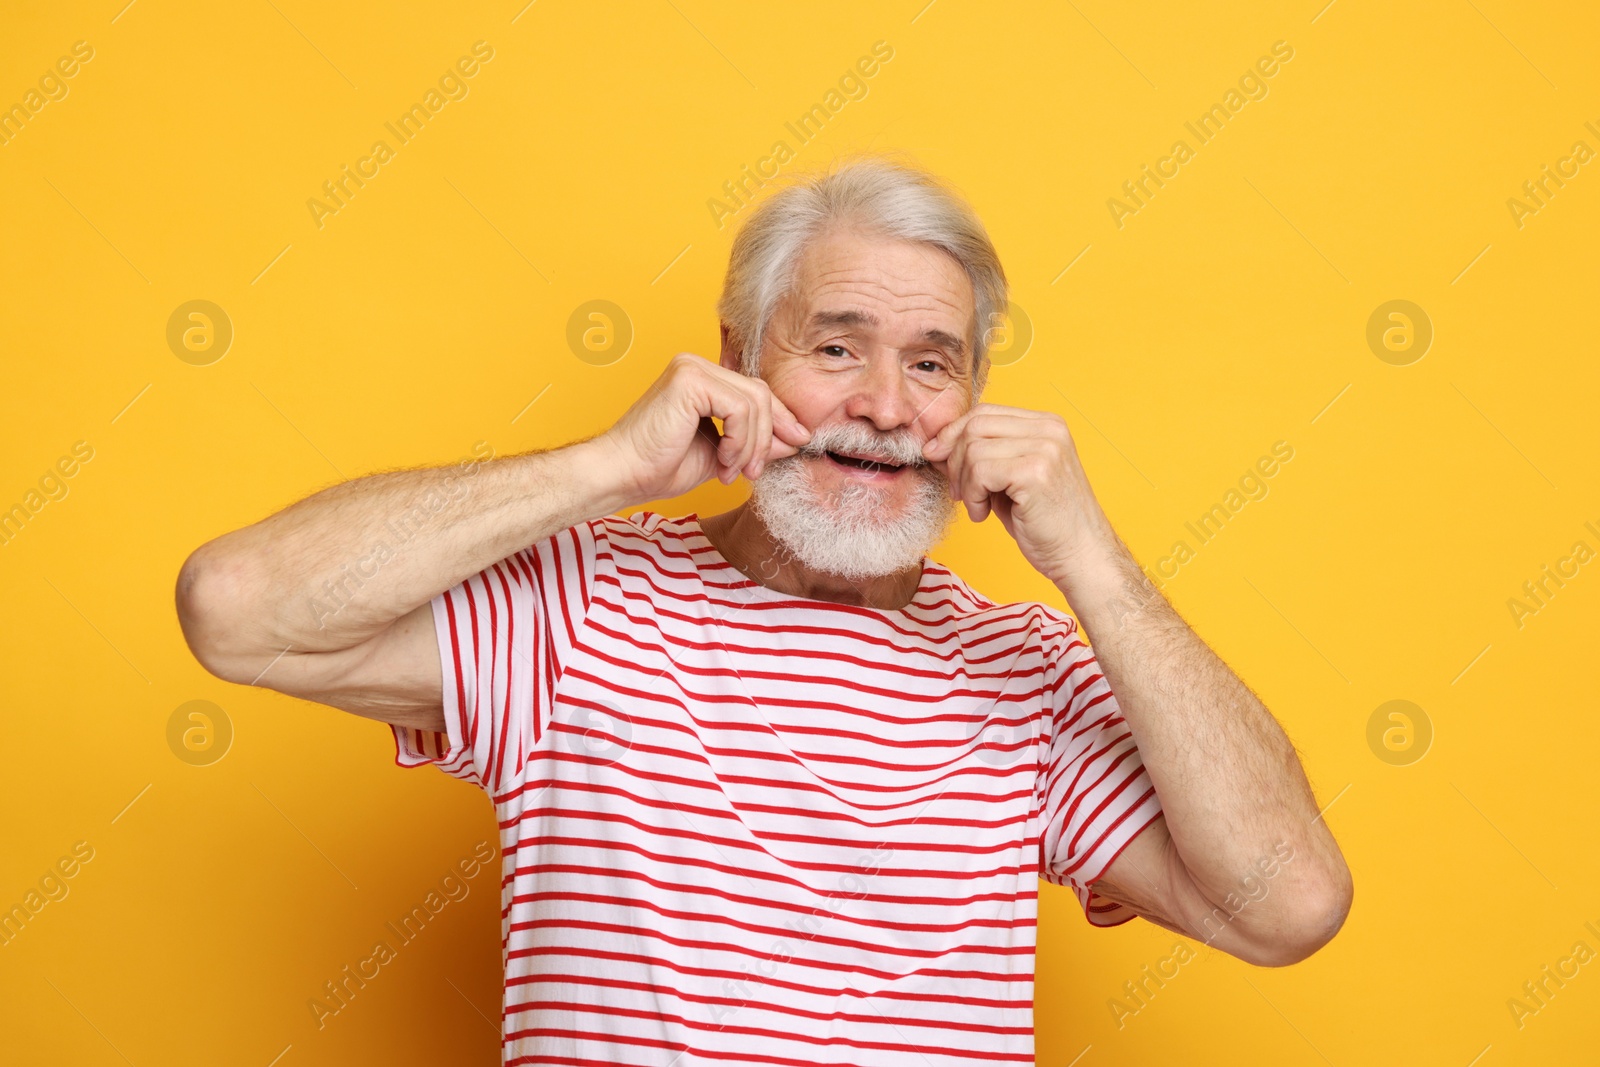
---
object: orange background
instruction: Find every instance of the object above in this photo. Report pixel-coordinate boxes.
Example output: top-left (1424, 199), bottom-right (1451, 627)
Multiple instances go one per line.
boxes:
top-left (2, 1), bottom-right (1597, 1064)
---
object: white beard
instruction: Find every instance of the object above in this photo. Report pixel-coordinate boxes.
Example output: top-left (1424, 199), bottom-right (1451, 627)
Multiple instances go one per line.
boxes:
top-left (748, 423), bottom-right (960, 582)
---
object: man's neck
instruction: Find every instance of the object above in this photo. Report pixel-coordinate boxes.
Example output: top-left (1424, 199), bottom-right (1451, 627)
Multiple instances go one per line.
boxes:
top-left (699, 503), bottom-right (924, 610)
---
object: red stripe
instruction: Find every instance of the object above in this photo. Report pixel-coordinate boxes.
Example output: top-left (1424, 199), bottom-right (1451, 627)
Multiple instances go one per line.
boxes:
top-left (510, 860), bottom-right (1033, 921)
top-left (509, 934), bottom-right (1031, 985)
top-left (490, 748), bottom-right (1037, 810)
top-left (508, 888), bottom-right (1030, 946)
top-left (503, 1000), bottom-right (1031, 1053)
top-left (506, 773), bottom-right (1030, 832)
top-left (442, 592), bottom-right (471, 760)
top-left (489, 559), bottom-right (515, 793)
top-left (506, 970), bottom-right (1028, 1014)
top-left (501, 1024), bottom-right (1031, 1064)
top-left (506, 843), bottom-right (1033, 907)
top-left (501, 805), bottom-right (1029, 862)
top-left (505, 951), bottom-right (1031, 1009)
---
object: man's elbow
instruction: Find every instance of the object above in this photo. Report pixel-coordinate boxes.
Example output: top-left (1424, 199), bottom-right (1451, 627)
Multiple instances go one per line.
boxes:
top-left (175, 545), bottom-right (255, 685)
top-left (1247, 870), bottom-right (1354, 967)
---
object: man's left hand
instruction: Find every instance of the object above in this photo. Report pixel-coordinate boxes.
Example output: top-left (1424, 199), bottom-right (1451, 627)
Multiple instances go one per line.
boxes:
top-left (922, 403), bottom-right (1117, 587)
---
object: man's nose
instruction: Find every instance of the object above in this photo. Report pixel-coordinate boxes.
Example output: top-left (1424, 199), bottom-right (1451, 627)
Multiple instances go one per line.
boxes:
top-left (842, 354), bottom-right (920, 432)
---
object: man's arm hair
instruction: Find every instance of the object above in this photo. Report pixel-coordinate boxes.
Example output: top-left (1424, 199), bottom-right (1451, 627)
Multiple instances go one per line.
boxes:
top-left (173, 435), bottom-right (631, 729)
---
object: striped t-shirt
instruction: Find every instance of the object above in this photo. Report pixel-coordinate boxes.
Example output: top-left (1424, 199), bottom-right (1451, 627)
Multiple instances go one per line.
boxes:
top-left (391, 509), bottom-right (1163, 1065)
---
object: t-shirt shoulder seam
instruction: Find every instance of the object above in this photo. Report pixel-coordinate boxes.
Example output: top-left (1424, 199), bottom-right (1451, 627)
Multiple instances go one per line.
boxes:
top-left (934, 566), bottom-right (1073, 627)
top-left (563, 514), bottom-right (621, 661)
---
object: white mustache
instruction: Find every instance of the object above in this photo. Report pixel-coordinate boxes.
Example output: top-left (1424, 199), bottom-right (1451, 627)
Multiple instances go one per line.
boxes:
top-left (790, 426), bottom-right (931, 468)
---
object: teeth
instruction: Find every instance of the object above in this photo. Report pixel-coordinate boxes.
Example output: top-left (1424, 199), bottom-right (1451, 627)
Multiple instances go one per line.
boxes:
top-left (835, 451), bottom-right (898, 466)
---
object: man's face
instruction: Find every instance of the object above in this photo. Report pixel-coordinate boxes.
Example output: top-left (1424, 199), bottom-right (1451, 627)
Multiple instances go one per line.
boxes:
top-left (721, 226), bottom-right (977, 579)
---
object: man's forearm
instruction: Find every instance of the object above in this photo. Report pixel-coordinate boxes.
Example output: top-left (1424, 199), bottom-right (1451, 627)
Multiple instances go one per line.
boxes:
top-left (1055, 535), bottom-right (1350, 931)
top-left (177, 435), bottom-right (629, 668)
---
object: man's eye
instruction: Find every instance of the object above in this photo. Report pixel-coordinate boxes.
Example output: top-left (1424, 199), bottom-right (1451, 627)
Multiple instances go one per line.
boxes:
top-left (916, 360), bottom-right (946, 373)
top-left (821, 344), bottom-right (849, 357)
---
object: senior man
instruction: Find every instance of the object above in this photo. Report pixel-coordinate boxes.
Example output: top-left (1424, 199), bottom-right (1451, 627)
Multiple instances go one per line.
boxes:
top-left (176, 155), bottom-right (1352, 1064)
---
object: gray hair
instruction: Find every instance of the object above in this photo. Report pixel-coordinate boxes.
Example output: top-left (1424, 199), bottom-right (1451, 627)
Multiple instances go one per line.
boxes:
top-left (716, 152), bottom-right (1008, 400)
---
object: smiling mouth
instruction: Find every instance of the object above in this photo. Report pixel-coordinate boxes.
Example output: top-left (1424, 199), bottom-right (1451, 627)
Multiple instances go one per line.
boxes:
top-left (825, 450), bottom-right (907, 474)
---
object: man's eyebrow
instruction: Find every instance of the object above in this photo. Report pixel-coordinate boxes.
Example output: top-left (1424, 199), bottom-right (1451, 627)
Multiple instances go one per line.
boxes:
top-left (804, 309), bottom-right (970, 365)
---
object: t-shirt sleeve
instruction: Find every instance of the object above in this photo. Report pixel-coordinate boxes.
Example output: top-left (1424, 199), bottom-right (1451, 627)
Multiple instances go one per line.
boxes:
top-left (389, 516), bottom-right (610, 795)
top-left (1037, 615), bottom-right (1165, 928)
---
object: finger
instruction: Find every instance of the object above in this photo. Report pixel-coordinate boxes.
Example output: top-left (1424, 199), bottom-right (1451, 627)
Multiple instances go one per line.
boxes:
top-left (767, 438), bottom-right (803, 463)
top-left (934, 409), bottom-right (1047, 459)
top-left (732, 392), bottom-right (760, 481)
top-left (693, 415), bottom-right (736, 485)
top-left (949, 435), bottom-right (988, 521)
top-left (765, 389), bottom-right (812, 448)
top-left (746, 386), bottom-right (774, 480)
top-left (719, 392), bottom-right (759, 481)
top-left (946, 423), bottom-right (990, 498)
top-left (944, 424), bottom-right (968, 500)
top-left (954, 439), bottom-right (1029, 522)
top-left (959, 437), bottom-right (1036, 466)
top-left (970, 405), bottom-right (1056, 422)
top-left (728, 379), bottom-right (782, 480)
top-left (699, 376), bottom-right (755, 484)
top-left (708, 362), bottom-right (810, 461)
top-left (693, 414), bottom-right (722, 468)
top-left (924, 406), bottom-right (979, 462)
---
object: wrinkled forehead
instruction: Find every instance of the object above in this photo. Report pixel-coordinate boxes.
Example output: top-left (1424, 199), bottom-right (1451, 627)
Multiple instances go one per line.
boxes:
top-left (783, 230), bottom-right (975, 351)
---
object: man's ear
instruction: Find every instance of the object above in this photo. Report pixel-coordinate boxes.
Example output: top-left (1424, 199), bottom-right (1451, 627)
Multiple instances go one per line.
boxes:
top-left (718, 323), bottom-right (743, 373)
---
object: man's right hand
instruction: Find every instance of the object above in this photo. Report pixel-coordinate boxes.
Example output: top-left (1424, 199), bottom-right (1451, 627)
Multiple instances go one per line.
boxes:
top-left (596, 353), bottom-right (812, 508)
